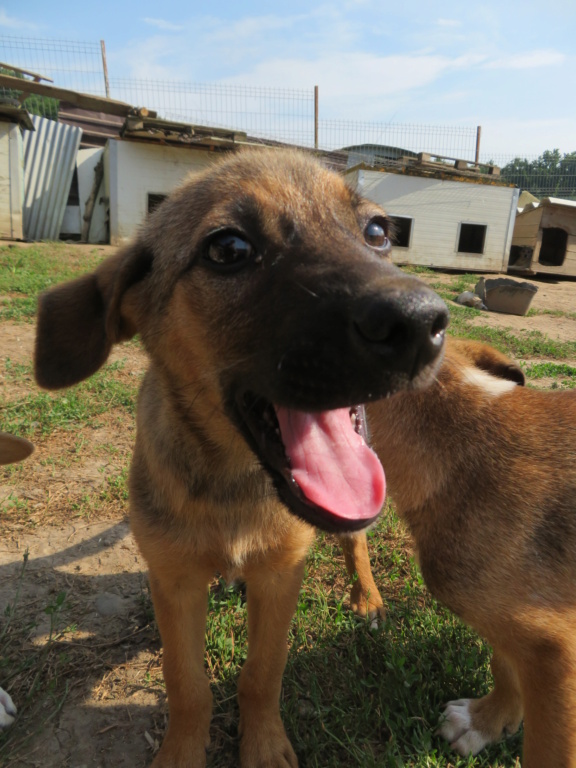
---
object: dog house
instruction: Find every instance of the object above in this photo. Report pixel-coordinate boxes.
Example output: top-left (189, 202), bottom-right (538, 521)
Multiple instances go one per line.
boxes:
top-left (508, 198), bottom-right (576, 276)
top-left (344, 156), bottom-right (519, 272)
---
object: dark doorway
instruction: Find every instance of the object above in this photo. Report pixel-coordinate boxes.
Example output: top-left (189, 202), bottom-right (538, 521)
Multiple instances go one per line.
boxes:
top-left (538, 227), bottom-right (567, 267)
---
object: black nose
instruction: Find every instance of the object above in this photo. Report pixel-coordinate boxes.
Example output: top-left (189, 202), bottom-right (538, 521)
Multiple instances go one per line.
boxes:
top-left (353, 283), bottom-right (449, 377)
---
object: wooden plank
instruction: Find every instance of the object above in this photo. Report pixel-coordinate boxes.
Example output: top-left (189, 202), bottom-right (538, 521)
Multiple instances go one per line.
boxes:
top-left (0, 62), bottom-right (53, 82)
top-left (0, 73), bottom-right (136, 117)
top-left (0, 104), bottom-right (34, 130)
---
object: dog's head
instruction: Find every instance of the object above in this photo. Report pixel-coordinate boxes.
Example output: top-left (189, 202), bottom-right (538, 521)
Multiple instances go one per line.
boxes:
top-left (35, 149), bottom-right (448, 533)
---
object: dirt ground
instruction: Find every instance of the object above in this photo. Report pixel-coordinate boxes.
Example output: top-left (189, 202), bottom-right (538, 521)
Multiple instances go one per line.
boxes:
top-left (428, 270), bottom-right (576, 343)
top-left (1, 269), bottom-right (576, 766)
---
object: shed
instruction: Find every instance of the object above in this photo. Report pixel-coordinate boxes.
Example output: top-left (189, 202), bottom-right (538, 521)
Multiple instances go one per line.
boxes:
top-left (508, 198), bottom-right (576, 276)
top-left (0, 105), bottom-right (32, 240)
top-left (104, 117), bottom-right (247, 245)
top-left (344, 156), bottom-right (519, 272)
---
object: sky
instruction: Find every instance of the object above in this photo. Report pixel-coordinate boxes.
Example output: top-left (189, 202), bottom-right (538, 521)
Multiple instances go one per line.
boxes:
top-left (1, 0), bottom-right (575, 159)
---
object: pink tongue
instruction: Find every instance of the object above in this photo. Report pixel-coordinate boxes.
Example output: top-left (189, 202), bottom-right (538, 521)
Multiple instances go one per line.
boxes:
top-left (275, 407), bottom-right (386, 523)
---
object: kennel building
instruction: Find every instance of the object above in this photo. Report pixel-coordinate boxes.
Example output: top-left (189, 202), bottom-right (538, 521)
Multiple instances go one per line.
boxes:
top-left (508, 197), bottom-right (576, 277)
top-left (344, 154), bottom-right (519, 272)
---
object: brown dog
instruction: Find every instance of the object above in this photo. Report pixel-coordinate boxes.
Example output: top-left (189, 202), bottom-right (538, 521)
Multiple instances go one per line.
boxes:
top-left (0, 432), bottom-right (34, 727)
top-left (347, 337), bottom-right (576, 767)
top-left (33, 149), bottom-right (447, 767)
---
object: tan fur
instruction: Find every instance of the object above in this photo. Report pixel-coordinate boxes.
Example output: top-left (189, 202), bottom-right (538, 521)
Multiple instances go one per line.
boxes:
top-left (34, 148), bottom-right (447, 767)
top-left (349, 337), bottom-right (576, 767)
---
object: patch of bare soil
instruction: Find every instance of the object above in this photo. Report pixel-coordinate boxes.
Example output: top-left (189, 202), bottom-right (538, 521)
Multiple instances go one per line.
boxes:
top-left (0, 521), bottom-right (162, 767)
top-left (422, 271), bottom-right (576, 343)
top-left (466, 309), bottom-right (576, 343)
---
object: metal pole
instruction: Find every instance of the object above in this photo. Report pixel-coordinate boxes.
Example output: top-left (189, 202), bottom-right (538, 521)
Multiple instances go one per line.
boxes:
top-left (475, 125), bottom-right (482, 165)
top-left (314, 85), bottom-right (319, 149)
top-left (100, 39), bottom-right (110, 99)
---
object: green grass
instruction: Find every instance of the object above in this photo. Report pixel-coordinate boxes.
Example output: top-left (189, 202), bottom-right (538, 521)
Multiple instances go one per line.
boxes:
top-left (197, 517), bottom-right (522, 767)
top-left (0, 243), bottom-right (105, 321)
top-left (525, 361), bottom-right (576, 379)
top-left (0, 367), bottom-right (139, 438)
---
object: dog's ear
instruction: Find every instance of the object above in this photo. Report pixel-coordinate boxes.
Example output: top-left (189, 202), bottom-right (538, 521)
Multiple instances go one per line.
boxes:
top-left (35, 243), bottom-right (153, 390)
top-left (448, 338), bottom-right (525, 386)
top-left (0, 432), bottom-right (34, 466)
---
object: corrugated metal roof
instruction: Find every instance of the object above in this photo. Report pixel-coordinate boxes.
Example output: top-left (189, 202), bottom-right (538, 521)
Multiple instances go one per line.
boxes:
top-left (22, 115), bottom-right (82, 240)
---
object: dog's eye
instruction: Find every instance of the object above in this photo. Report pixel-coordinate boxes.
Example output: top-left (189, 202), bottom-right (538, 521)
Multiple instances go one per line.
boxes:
top-left (204, 231), bottom-right (255, 271)
top-left (364, 219), bottom-right (391, 253)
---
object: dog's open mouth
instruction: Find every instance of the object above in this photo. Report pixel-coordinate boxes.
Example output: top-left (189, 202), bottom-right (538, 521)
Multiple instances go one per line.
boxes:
top-left (237, 394), bottom-right (385, 533)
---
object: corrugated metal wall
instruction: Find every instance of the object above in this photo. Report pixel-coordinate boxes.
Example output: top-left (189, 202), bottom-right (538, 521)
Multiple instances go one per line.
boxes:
top-left (22, 115), bottom-right (82, 240)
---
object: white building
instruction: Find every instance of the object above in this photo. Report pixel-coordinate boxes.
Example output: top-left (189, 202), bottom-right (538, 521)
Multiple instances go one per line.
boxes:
top-left (344, 158), bottom-right (519, 272)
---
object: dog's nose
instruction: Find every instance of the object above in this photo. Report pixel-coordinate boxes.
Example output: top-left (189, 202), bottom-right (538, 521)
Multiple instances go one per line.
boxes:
top-left (353, 286), bottom-right (449, 375)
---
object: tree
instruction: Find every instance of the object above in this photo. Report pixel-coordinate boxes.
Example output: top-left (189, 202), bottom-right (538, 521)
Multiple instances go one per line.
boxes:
top-left (0, 67), bottom-right (58, 120)
top-left (501, 150), bottom-right (576, 200)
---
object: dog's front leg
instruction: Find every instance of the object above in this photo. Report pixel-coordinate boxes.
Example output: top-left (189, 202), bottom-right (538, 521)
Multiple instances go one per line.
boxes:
top-left (238, 557), bottom-right (307, 768)
top-left (149, 562), bottom-right (214, 768)
top-left (438, 647), bottom-right (523, 756)
top-left (518, 637), bottom-right (576, 768)
top-left (339, 533), bottom-right (385, 620)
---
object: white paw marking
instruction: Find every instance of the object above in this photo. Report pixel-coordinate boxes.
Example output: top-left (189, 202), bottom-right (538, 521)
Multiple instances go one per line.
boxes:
top-left (0, 687), bottom-right (16, 728)
top-left (437, 699), bottom-right (490, 757)
top-left (461, 367), bottom-right (518, 397)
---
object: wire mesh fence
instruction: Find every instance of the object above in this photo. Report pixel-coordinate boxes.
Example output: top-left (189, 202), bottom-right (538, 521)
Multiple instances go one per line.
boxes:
top-left (109, 77), bottom-right (316, 147)
top-left (317, 119), bottom-right (478, 158)
top-left (0, 35), bottom-right (107, 94)
top-left (488, 152), bottom-right (576, 200)
top-left (2, 35), bottom-right (576, 199)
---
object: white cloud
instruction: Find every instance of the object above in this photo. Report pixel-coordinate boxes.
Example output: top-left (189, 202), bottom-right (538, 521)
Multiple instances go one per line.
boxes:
top-left (221, 50), bottom-right (487, 120)
top-left (484, 49), bottom-right (566, 70)
top-left (142, 17), bottom-right (185, 32)
top-left (436, 18), bottom-right (462, 28)
top-left (0, 8), bottom-right (38, 30)
top-left (479, 117), bottom-right (576, 158)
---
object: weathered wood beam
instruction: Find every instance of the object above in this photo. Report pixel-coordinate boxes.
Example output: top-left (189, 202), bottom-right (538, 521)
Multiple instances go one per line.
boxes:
top-left (0, 62), bottom-right (53, 82)
top-left (0, 73), bottom-right (140, 117)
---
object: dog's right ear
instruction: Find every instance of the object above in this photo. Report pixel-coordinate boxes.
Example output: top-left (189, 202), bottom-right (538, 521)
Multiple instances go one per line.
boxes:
top-left (35, 243), bottom-right (153, 390)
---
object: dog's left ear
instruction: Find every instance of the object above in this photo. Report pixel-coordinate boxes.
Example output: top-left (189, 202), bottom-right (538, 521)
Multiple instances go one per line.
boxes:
top-left (0, 432), bottom-right (34, 465)
top-left (35, 242), bottom-right (153, 390)
top-left (449, 338), bottom-right (525, 386)
top-left (483, 358), bottom-right (525, 386)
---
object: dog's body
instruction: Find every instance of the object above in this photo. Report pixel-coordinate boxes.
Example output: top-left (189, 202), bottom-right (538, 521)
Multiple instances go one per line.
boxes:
top-left (358, 337), bottom-right (576, 767)
top-left (34, 149), bottom-right (447, 767)
top-left (0, 432), bottom-right (34, 728)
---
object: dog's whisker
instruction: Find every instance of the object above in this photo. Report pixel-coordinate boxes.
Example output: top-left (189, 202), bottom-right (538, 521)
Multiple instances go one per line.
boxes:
top-left (293, 281), bottom-right (319, 299)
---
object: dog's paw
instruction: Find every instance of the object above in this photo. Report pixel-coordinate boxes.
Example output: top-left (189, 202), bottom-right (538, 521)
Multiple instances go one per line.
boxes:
top-left (0, 687), bottom-right (16, 727)
top-left (437, 699), bottom-right (491, 756)
top-left (349, 582), bottom-right (386, 623)
top-left (240, 720), bottom-right (298, 768)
